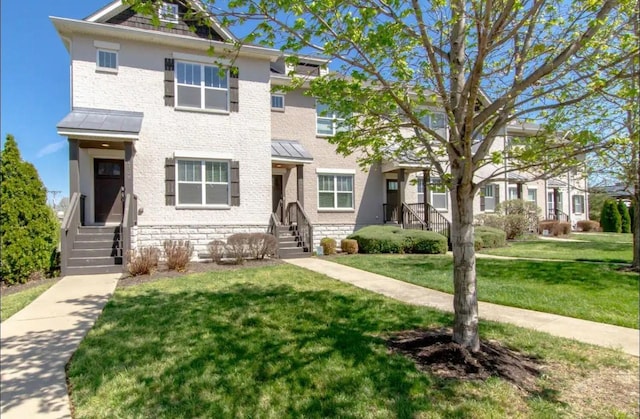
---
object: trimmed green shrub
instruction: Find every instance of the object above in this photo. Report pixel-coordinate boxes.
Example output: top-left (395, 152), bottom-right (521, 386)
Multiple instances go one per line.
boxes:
top-left (474, 226), bottom-right (506, 248)
top-left (618, 201), bottom-right (631, 233)
top-left (340, 239), bottom-right (358, 254)
top-left (576, 220), bottom-right (599, 232)
top-left (600, 199), bottom-right (622, 233)
top-left (1, 135), bottom-right (59, 285)
top-left (320, 237), bottom-right (337, 255)
top-left (348, 225), bottom-right (447, 254)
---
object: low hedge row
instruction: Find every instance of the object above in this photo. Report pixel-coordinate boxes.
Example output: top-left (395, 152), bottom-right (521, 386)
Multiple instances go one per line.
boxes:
top-left (348, 226), bottom-right (448, 254)
top-left (474, 226), bottom-right (507, 248)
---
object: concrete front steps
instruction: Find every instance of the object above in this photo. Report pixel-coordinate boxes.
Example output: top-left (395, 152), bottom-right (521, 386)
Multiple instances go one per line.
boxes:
top-left (276, 225), bottom-right (311, 259)
top-left (66, 226), bottom-right (124, 275)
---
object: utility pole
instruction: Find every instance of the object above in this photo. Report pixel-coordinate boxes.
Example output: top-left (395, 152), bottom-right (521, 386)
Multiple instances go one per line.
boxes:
top-left (46, 189), bottom-right (62, 208)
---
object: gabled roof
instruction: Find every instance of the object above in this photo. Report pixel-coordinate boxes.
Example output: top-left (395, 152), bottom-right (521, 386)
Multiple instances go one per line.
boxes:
top-left (84, 0), bottom-right (236, 42)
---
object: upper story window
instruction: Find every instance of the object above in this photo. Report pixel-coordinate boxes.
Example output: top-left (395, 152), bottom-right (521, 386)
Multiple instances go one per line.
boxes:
top-left (96, 49), bottom-right (117, 72)
top-left (160, 2), bottom-right (179, 23)
top-left (177, 159), bottom-right (229, 206)
top-left (422, 112), bottom-right (446, 130)
top-left (176, 62), bottom-right (228, 111)
top-left (271, 94), bottom-right (285, 111)
top-left (316, 102), bottom-right (346, 136)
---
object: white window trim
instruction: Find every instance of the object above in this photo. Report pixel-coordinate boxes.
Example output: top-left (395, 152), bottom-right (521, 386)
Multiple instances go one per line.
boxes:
top-left (527, 188), bottom-right (538, 204)
top-left (508, 186), bottom-right (518, 201)
top-left (175, 159), bottom-right (231, 208)
top-left (160, 2), bottom-right (179, 23)
top-left (175, 61), bottom-right (230, 112)
top-left (317, 173), bottom-right (355, 211)
top-left (96, 49), bottom-right (118, 73)
top-left (271, 94), bottom-right (285, 111)
top-left (316, 101), bottom-right (346, 137)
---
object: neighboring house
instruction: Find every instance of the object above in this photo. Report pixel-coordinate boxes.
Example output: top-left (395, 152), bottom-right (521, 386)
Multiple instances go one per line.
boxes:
top-left (52, 0), bottom-right (588, 275)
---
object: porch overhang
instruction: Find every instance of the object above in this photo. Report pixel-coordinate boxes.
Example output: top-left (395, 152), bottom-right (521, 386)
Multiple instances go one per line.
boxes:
top-left (381, 160), bottom-right (429, 174)
top-left (57, 107), bottom-right (143, 141)
top-left (271, 139), bottom-right (313, 165)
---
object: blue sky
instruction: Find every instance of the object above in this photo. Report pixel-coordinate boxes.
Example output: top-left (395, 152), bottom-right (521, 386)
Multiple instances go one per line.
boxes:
top-left (1, 1), bottom-right (108, 201)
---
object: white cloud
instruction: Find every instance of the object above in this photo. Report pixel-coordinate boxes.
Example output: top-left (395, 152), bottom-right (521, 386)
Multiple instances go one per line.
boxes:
top-left (37, 140), bottom-right (66, 158)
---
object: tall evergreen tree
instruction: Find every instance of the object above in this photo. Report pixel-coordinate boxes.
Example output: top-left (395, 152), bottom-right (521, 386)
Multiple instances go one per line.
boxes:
top-left (0, 135), bottom-right (59, 284)
top-left (618, 200), bottom-right (631, 233)
top-left (600, 199), bottom-right (622, 233)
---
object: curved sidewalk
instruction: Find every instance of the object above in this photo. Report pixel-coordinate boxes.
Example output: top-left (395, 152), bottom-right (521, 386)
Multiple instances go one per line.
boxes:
top-left (285, 258), bottom-right (639, 357)
top-left (1, 273), bottom-right (120, 419)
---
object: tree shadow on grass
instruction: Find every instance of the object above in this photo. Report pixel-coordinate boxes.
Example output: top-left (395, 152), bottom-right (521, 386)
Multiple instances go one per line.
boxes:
top-left (66, 281), bottom-right (541, 418)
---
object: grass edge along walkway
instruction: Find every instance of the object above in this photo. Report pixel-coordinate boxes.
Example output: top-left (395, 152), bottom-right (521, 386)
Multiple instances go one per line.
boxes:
top-left (284, 258), bottom-right (639, 357)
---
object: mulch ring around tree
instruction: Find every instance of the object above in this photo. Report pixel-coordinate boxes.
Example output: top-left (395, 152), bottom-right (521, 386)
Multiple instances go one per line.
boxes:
top-left (387, 328), bottom-right (543, 391)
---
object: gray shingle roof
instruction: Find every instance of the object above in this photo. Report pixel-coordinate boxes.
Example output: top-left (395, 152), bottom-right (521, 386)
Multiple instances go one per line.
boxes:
top-left (57, 107), bottom-right (144, 135)
top-left (271, 140), bottom-right (313, 162)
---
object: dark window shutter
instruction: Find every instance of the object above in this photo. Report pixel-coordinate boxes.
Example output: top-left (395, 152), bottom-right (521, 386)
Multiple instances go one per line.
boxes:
top-left (230, 160), bottom-right (240, 206)
top-left (164, 58), bottom-right (175, 107)
top-left (480, 192), bottom-right (485, 211)
top-left (494, 184), bottom-right (500, 206)
top-left (165, 157), bottom-right (176, 205)
top-left (229, 67), bottom-right (239, 112)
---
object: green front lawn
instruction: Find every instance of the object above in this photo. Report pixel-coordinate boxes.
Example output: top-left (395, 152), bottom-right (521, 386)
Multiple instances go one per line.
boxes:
top-left (333, 255), bottom-right (639, 329)
top-left (478, 232), bottom-right (633, 263)
top-left (68, 265), bottom-right (637, 418)
top-left (1, 280), bottom-right (57, 321)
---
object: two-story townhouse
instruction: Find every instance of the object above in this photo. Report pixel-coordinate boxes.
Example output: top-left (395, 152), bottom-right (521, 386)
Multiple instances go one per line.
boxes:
top-left (53, 0), bottom-right (587, 275)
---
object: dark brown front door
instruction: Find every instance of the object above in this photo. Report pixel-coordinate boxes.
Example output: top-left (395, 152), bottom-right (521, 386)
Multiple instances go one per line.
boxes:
top-left (94, 159), bottom-right (124, 224)
top-left (272, 175), bottom-right (283, 213)
top-left (385, 179), bottom-right (399, 221)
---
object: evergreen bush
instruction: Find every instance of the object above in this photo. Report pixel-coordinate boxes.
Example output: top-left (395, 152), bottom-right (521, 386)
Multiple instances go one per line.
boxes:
top-left (1, 135), bottom-right (59, 285)
top-left (618, 200), bottom-right (631, 233)
top-left (600, 200), bottom-right (622, 233)
top-left (474, 226), bottom-right (507, 248)
top-left (348, 226), bottom-right (447, 254)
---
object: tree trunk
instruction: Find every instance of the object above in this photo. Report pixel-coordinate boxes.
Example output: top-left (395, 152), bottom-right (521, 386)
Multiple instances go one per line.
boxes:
top-left (633, 194), bottom-right (639, 270)
top-left (450, 180), bottom-right (480, 351)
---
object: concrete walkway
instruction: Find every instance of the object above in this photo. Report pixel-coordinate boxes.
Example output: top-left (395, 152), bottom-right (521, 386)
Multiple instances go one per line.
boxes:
top-left (285, 258), bottom-right (639, 357)
top-left (1, 273), bottom-right (120, 419)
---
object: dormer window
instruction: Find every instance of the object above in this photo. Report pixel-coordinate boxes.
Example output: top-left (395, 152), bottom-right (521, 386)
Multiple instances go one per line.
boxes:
top-left (160, 2), bottom-right (179, 23)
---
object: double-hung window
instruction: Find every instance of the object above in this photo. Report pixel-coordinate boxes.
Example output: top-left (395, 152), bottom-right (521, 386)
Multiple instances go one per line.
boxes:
top-left (527, 188), bottom-right (537, 204)
top-left (508, 186), bottom-right (518, 200)
top-left (483, 185), bottom-right (497, 212)
top-left (176, 62), bottom-right (228, 111)
top-left (318, 174), bottom-right (354, 209)
top-left (417, 177), bottom-right (425, 203)
top-left (177, 159), bottom-right (229, 206)
top-left (316, 102), bottom-right (346, 136)
top-left (572, 195), bottom-right (584, 214)
top-left (430, 177), bottom-right (448, 210)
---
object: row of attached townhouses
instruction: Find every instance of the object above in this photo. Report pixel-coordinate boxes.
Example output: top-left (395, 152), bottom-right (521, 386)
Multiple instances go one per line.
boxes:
top-left (52, 0), bottom-right (588, 275)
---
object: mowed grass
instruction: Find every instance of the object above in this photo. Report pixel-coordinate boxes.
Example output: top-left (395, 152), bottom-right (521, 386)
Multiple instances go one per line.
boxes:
top-left (1, 280), bottom-right (57, 321)
top-left (333, 255), bottom-right (639, 328)
top-left (479, 232), bottom-right (633, 263)
top-left (68, 264), bottom-right (638, 418)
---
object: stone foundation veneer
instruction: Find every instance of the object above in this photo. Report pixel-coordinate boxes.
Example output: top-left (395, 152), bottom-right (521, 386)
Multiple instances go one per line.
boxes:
top-left (131, 223), bottom-right (380, 259)
top-left (134, 224), bottom-right (269, 260)
top-left (312, 223), bottom-right (374, 248)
